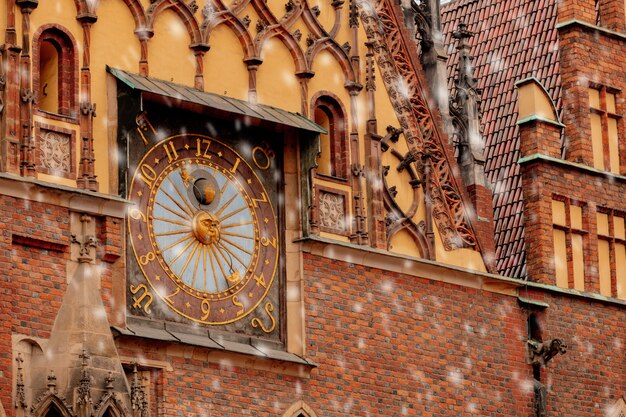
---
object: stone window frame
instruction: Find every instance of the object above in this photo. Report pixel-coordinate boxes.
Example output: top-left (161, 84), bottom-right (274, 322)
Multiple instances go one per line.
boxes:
top-left (32, 24), bottom-right (79, 122)
top-left (588, 82), bottom-right (622, 174)
top-left (34, 122), bottom-right (77, 179)
top-left (596, 207), bottom-right (626, 299)
top-left (551, 195), bottom-right (588, 291)
top-left (311, 92), bottom-right (350, 182)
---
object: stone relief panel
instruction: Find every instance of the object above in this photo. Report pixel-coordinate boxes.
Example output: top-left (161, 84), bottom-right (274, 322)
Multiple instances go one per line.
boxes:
top-left (36, 123), bottom-right (76, 179)
top-left (317, 187), bottom-right (349, 234)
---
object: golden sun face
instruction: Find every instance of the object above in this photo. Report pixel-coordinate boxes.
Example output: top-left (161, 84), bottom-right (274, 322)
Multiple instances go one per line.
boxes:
top-left (192, 211), bottom-right (221, 246)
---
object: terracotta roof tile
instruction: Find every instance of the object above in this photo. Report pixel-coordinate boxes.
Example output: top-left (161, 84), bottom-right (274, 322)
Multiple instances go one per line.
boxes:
top-left (443, 0), bottom-right (560, 279)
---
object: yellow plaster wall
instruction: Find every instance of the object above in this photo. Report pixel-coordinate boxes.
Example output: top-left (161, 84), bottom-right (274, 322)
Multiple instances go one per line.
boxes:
top-left (433, 225), bottom-right (487, 272)
top-left (204, 24), bottom-right (249, 100)
top-left (256, 37), bottom-right (299, 111)
top-left (149, 10), bottom-right (197, 87)
top-left (31, 0), bottom-right (81, 34)
top-left (91, 0), bottom-right (142, 194)
top-left (309, 0), bottom-right (336, 34)
top-left (389, 229), bottom-right (423, 258)
top-left (517, 81), bottom-right (557, 121)
top-left (309, 50), bottom-right (349, 101)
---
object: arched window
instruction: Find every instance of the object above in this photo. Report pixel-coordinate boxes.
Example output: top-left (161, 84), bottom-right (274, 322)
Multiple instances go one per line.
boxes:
top-left (45, 408), bottom-right (63, 417)
top-left (313, 95), bottom-right (348, 179)
top-left (33, 26), bottom-right (78, 118)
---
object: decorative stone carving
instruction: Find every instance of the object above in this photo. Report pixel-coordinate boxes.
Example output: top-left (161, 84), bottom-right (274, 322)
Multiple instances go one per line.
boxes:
top-left (130, 365), bottom-right (148, 417)
top-left (412, 0), bottom-right (434, 63)
top-left (380, 127), bottom-right (433, 258)
top-left (357, 0), bottom-right (478, 250)
top-left (318, 191), bottom-right (346, 232)
top-left (188, 0), bottom-right (198, 14)
top-left (527, 338), bottom-right (567, 366)
top-left (15, 354), bottom-right (26, 409)
top-left (39, 129), bottom-right (71, 174)
top-left (76, 350), bottom-right (93, 417)
top-left (71, 214), bottom-right (98, 262)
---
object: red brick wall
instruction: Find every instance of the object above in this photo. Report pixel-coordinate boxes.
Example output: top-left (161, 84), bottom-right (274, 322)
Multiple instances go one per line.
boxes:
top-left (526, 288), bottom-right (626, 416)
top-left (559, 25), bottom-right (626, 171)
top-left (521, 158), bottom-right (626, 290)
top-left (116, 254), bottom-right (534, 416)
top-left (1, 193), bottom-right (624, 417)
top-left (112, 254), bottom-right (625, 416)
top-left (0, 195), bottom-right (71, 417)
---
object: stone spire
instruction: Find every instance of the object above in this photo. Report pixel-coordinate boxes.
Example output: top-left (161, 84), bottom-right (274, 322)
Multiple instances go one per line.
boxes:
top-left (403, 0), bottom-right (451, 127)
top-left (450, 22), bottom-right (487, 189)
top-left (30, 214), bottom-right (131, 415)
top-left (449, 22), bottom-right (496, 264)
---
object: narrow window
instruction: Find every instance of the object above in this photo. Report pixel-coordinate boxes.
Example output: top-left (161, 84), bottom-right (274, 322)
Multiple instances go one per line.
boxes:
top-left (597, 209), bottom-right (626, 299)
top-left (589, 85), bottom-right (620, 174)
top-left (552, 198), bottom-right (586, 291)
top-left (35, 27), bottom-right (76, 117)
top-left (313, 96), bottom-right (348, 179)
top-left (39, 40), bottom-right (59, 113)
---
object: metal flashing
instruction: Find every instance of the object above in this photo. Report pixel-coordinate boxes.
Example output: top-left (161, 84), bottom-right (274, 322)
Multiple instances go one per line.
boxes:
top-left (107, 66), bottom-right (326, 134)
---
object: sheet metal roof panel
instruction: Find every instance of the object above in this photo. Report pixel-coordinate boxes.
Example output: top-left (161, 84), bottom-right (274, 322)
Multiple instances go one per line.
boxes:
top-left (107, 66), bottom-right (326, 134)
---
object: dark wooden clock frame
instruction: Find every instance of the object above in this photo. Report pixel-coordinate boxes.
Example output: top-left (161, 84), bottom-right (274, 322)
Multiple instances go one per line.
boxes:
top-left (116, 86), bottom-right (287, 346)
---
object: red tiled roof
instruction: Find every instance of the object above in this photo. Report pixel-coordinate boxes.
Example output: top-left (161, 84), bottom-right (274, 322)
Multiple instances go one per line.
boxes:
top-left (441, 0), bottom-right (562, 279)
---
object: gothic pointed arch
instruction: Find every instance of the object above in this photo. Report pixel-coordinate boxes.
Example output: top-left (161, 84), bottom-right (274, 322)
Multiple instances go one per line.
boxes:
top-left (32, 394), bottom-right (73, 417)
top-left (121, 0), bottom-right (148, 29)
top-left (207, 13), bottom-right (257, 59)
top-left (256, 27), bottom-right (308, 73)
top-left (306, 39), bottom-right (357, 84)
top-left (147, 0), bottom-right (205, 46)
top-left (281, 400), bottom-right (319, 417)
top-left (94, 394), bottom-right (128, 417)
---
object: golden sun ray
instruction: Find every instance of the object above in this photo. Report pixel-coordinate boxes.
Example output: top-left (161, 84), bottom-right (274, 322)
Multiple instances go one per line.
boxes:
top-left (160, 234), bottom-right (194, 253)
top-left (155, 200), bottom-right (190, 221)
top-left (159, 185), bottom-right (194, 218)
top-left (216, 241), bottom-right (249, 269)
top-left (166, 176), bottom-right (196, 214)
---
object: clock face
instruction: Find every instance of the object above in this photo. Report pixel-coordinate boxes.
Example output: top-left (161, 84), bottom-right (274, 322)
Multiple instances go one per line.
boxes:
top-left (128, 134), bottom-right (279, 324)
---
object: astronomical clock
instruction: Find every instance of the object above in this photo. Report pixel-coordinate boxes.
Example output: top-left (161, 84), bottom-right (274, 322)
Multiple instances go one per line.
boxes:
top-left (120, 99), bottom-right (283, 342)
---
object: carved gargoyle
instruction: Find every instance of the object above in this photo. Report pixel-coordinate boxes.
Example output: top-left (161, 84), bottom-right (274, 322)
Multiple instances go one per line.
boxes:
top-left (528, 338), bottom-right (567, 366)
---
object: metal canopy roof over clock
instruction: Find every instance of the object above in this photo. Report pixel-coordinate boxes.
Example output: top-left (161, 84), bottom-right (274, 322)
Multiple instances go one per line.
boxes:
top-left (107, 66), bottom-right (326, 134)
